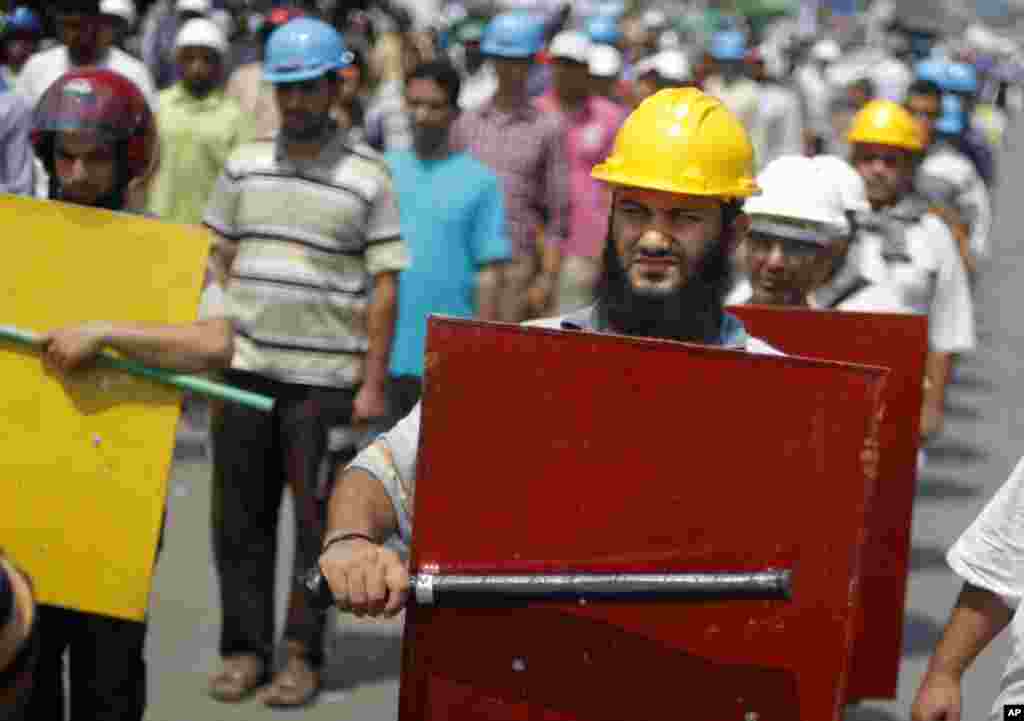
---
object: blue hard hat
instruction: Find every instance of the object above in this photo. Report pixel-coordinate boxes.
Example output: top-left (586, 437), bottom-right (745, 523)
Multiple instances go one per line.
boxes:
top-left (944, 62), bottom-right (978, 94)
top-left (586, 15), bottom-right (621, 45)
top-left (264, 17), bottom-right (351, 84)
top-left (935, 93), bottom-right (965, 135)
top-left (914, 58), bottom-right (944, 85)
top-left (7, 6), bottom-right (41, 35)
top-left (710, 30), bottom-right (747, 61)
top-left (481, 12), bottom-right (545, 59)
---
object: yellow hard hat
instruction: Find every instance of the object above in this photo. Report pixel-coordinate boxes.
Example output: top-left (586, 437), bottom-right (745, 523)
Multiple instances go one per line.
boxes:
top-left (591, 87), bottom-right (760, 198)
top-left (846, 99), bottom-right (924, 152)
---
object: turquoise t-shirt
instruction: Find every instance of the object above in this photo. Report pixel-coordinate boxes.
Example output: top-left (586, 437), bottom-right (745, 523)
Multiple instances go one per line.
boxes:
top-left (386, 150), bottom-right (511, 377)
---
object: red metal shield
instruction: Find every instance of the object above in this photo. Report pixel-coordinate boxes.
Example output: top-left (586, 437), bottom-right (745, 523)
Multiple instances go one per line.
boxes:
top-left (400, 317), bottom-right (888, 721)
top-left (728, 305), bottom-right (928, 700)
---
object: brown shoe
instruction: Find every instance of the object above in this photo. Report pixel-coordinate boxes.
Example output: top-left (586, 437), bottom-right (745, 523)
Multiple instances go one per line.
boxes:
top-left (260, 644), bottom-right (320, 708)
top-left (208, 654), bottom-right (266, 702)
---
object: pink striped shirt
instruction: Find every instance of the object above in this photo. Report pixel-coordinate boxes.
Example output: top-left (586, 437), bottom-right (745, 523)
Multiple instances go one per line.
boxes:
top-left (535, 91), bottom-right (627, 258)
top-left (451, 101), bottom-right (570, 258)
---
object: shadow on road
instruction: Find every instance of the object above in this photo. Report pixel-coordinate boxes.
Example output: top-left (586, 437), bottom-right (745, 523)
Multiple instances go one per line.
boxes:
top-left (915, 474), bottom-right (981, 501)
top-left (909, 545), bottom-right (949, 572)
top-left (950, 371), bottom-right (996, 393)
top-left (320, 623), bottom-right (403, 691)
top-left (944, 400), bottom-right (983, 421)
top-left (902, 611), bottom-right (945, 658)
top-left (925, 437), bottom-right (988, 465)
top-left (843, 705), bottom-right (905, 721)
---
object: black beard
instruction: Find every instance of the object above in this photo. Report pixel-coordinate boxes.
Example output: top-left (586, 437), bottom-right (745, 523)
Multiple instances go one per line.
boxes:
top-left (595, 228), bottom-right (732, 344)
top-left (413, 127), bottom-right (447, 158)
top-left (183, 76), bottom-right (217, 99)
top-left (281, 115), bottom-right (334, 143)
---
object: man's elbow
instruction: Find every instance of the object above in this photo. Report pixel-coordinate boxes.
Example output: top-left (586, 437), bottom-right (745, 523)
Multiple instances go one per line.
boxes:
top-left (372, 272), bottom-right (399, 309)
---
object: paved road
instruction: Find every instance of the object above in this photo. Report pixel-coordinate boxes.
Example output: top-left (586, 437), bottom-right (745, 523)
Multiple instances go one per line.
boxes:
top-left (144, 110), bottom-right (1024, 721)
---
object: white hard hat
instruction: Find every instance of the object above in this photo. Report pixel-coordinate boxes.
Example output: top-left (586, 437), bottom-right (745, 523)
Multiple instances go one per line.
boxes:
top-left (633, 49), bottom-right (690, 83)
top-left (175, 17), bottom-right (227, 55)
top-left (100, 0), bottom-right (136, 25)
top-left (811, 38), bottom-right (841, 63)
top-left (588, 43), bottom-right (622, 78)
top-left (744, 155), bottom-right (851, 245)
top-left (813, 155), bottom-right (870, 215)
top-left (548, 31), bottom-right (591, 64)
top-left (175, 0), bottom-right (211, 15)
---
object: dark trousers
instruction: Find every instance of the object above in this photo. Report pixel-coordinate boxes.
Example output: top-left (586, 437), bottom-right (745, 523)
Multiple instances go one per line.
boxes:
top-left (211, 370), bottom-right (356, 669)
top-left (23, 605), bottom-right (147, 721)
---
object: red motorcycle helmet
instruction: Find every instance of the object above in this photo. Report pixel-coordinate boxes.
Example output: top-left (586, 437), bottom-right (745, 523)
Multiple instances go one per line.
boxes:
top-left (31, 68), bottom-right (155, 180)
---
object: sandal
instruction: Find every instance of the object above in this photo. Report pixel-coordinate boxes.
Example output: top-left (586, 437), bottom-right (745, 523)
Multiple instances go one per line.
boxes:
top-left (208, 654), bottom-right (266, 702)
top-left (260, 645), bottom-right (320, 708)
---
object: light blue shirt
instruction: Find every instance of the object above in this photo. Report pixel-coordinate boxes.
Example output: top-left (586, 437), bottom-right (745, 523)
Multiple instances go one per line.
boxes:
top-left (386, 149), bottom-right (510, 377)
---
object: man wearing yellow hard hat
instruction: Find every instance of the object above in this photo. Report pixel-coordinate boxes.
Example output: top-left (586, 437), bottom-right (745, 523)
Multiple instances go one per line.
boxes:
top-left (845, 99), bottom-right (975, 443)
top-left (314, 88), bottom-right (780, 617)
top-left (38, 88), bottom-right (779, 617)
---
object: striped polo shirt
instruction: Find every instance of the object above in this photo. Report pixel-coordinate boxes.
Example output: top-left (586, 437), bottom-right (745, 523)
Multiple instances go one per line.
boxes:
top-left (203, 128), bottom-right (409, 389)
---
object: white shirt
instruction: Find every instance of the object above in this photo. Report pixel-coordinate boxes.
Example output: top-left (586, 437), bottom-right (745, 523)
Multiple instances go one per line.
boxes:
top-left (947, 457), bottom-right (1024, 718)
top-left (727, 274), bottom-right (908, 314)
top-left (20, 46), bottom-right (158, 109)
top-left (795, 62), bottom-right (833, 137)
top-left (856, 211), bottom-right (975, 353)
top-left (757, 83), bottom-right (804, 167)
top-left (919, 144), bottom-right (993, 260)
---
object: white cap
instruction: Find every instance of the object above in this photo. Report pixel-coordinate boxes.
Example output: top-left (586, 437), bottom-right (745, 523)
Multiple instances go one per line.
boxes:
top-left (658, 29), bottom-right (682, 50)
top-left (744, 155), bottom-right (851, 245)
top-left (175, 17), bottom-right (227, 55)
top-left (588, 43), bottom-right (622, 78)
top-left (633, 49), bottom-right (690, 83)
top-left (175, 0), bottom-right (211, 15)
top-left (811, 38), bottom-right (841, 63)
top-left (642, 9), bottom-right (667, 31)
top-left (548, 31), bottom-right (591, 64)
top-left (100, 0), bottom-right (136, 25)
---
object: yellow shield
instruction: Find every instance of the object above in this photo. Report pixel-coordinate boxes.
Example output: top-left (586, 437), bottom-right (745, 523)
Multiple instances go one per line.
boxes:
top-left (1, 195), bottom-right (211, 621)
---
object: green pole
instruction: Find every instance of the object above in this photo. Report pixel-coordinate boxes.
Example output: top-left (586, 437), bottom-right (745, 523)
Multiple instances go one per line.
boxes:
top-left (0, 325), bottom-right (274, 413)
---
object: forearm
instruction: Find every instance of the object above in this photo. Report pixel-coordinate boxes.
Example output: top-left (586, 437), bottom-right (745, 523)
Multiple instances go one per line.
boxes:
top-left (540, 239), bottom-right (562, 278)
top-left (326, 466), bottom-right (400, 543)
top-left (924, 581), bottom-right (1013, 680)
top-left (96, 319), bottom-right (233, 372)
top-left (923, 350), bottom-right (953, 413)
top-left (475, 264), bottom-right (503, 321)
top-left (363, 273), bottom-right (397, 389)
top-left (208, 233), bottom-right (238, 287)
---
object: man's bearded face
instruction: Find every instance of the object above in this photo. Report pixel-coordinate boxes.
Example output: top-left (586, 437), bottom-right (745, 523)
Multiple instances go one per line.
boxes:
top-left (597, 187), bottom-right (741, 343)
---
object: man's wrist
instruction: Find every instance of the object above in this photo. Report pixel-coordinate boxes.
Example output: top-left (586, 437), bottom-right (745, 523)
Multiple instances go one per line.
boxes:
top-left (321, 530), bottom-right (377, 553)
top-left (88, 321), bottom-right (115, 344)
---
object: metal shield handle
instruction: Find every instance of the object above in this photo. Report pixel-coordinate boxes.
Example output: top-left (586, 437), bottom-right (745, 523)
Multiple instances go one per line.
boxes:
top-left (302, 569), bottom-right (792, 611)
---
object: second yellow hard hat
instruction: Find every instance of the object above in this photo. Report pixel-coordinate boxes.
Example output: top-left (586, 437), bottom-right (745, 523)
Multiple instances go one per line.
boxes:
top-left (846, 99), bottom-right (925, 152)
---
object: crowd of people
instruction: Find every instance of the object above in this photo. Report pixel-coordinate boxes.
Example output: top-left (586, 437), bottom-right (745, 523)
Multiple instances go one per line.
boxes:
top-left (2, 0), bottom-right (1024, 719)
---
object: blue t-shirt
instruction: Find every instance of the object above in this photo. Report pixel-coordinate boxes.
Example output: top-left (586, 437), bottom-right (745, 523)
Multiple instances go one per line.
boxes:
top-left (386, 150), bottom-right (510, 377)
